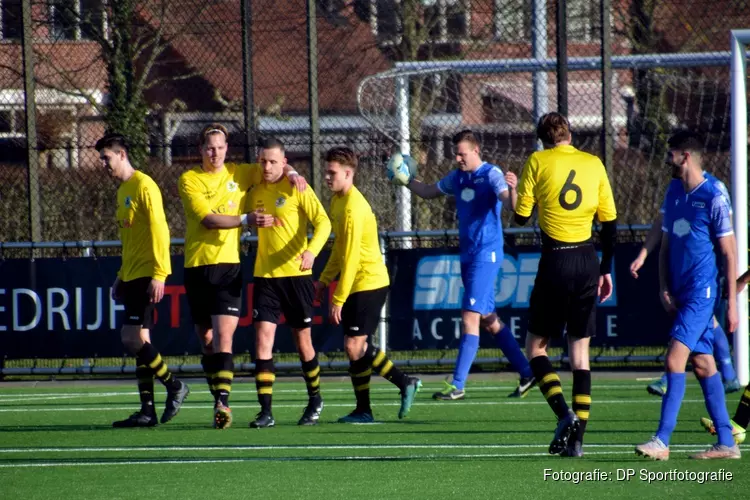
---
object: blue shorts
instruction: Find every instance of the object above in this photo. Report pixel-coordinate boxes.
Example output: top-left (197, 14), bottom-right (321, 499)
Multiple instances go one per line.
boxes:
top-left (461, 261), bottom-right (500, 315)
top-left (671, 294), bottom-right (716, 354)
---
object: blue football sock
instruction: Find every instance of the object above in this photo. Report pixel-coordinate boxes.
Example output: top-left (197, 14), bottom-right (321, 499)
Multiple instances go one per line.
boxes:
top-left (494, 325), bottom-right (533, 379)
top-left (452, 333), bottom-right (480, 390)
top-left (699, 372), bottom-right (735, 447)
top-left (655, 372), bottom-right (686, 446)
top-left (712, 325), bottom-right (737, 383)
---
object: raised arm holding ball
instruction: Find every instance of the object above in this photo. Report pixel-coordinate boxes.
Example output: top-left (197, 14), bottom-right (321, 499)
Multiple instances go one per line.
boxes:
top-left (387, 130), bottom-right (536, 401)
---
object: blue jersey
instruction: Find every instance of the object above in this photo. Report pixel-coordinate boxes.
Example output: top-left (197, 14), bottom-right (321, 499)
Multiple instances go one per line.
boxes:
top-left (661, 176), bottom-right (733, 301)
top-left (660, 172), bottom-right (731, 215)
top-left (437, 162), bottom-right (507, 263)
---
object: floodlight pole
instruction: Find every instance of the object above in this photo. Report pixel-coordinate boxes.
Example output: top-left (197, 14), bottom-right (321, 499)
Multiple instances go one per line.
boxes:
top-left (730, 29), bottom-right (750, 385)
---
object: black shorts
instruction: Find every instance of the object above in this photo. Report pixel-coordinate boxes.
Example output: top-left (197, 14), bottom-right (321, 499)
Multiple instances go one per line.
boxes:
top-left (528, 244), bottom-right (599, 339)
top-left (341, 287), bottom-right (388, 337)
top-left (184, 264), bottom-right (243, 328)
top-left (120, 277), bottom-right (155, 329)
top-left (253, 276), bottom-right (315, 329)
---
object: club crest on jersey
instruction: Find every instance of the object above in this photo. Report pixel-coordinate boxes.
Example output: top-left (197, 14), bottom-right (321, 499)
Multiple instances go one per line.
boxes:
top-left (124, 196), bottom-right (132, 207)
top-left (460, 188), bottom-right (475, 202)
top-left (275, 196), bottom-right (286, 207)
top-left (226, 181), bottom-right (238, 192)
top-left (228, 201), bottom-right (237, 209)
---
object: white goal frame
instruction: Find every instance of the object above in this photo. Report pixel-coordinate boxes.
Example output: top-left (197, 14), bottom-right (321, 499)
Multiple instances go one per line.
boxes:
top-left (731, 29), bottom-right (749, 386)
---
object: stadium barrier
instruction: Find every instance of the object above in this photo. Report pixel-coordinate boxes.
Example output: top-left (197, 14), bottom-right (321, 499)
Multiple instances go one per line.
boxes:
top-left (0, 227), bottom-right (678, 376)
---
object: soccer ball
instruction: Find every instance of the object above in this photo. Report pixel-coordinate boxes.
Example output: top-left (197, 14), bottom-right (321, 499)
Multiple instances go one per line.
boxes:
top-left (385, 151), bottom-right (418, 186)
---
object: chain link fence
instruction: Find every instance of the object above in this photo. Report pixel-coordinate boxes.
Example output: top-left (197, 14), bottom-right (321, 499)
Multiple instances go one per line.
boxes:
top-left (0, 0), bottom-right (748, 246)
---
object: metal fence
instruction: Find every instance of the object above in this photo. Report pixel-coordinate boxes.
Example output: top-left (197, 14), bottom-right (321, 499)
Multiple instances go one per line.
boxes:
top-left (0, 0), bottom-right (749, 244)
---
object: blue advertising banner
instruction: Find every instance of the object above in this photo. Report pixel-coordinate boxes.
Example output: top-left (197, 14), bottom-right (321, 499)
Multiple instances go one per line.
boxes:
top-left (0, 242), bottom-right (674, 359)
top-left (386, 243), bottom-right (671, 350)
top-left (0, 253), bottom-right (344, 359)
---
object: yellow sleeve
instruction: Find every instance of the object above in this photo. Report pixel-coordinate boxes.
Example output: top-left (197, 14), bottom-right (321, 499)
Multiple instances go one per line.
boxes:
top-left (237, 163), bottom-right (263, 191)
top-left (331, 207), bottom-right (363, 306)
top-left (142, 180), bottom-right (172, 281)
top-left (319, 242), bottom-right (341, 286)
top-left (515, 154), bottom-right (538, 217)
top-left (299, 189), bottom-right (331, 256)
top-left (596, 163), bottom-right (618, 222)
top-left (178, 173), bottom-right (212, 221)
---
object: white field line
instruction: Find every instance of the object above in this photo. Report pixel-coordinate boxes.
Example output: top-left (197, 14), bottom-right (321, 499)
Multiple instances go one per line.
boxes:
top-left (0, 399), bottom-right (713, 412)
top-left (0, 443), bottom-right (745, 453)
top-left (0, 384), bottom-right (702, 402)
top-left (0, 449), bottom-right (723, 468)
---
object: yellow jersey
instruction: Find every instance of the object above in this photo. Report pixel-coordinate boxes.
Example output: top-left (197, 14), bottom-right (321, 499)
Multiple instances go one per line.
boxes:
top-left (247, 180), bottom-right (331, 278)
top-left (178, 162), bottom-right (262, 268)
top-left (516, 144), bottom-right (617, 243)
top-left (319, 186), bottom-right (389, 306)
top-left (116, 170), bottom-right (171, 282)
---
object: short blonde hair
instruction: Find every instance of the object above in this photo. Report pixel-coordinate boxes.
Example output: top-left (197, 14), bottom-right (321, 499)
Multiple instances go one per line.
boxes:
top-left (199, 123), bottom-right (229, 147)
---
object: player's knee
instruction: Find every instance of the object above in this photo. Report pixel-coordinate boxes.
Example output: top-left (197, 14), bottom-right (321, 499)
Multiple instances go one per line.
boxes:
top-left (344, 337), bottom-right (366, 360)
top-left (120, 326), bottom-right (143, 355)
top-left (480, 313), bottom-right (499, 332)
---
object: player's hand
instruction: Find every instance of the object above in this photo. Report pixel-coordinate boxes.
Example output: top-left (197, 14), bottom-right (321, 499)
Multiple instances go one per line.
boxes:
top-left (288, 171), bottom-right (308, 192)
top-left (147, 279), bottom-right (165, 304)
top-left (249, 208), bottom-right (279, 228)
top-left (629, 255), bottom-right (645, 279)
top-left (314, 281), bottom-right (327, 302)
top-left (727, 300), bottom-right (739, 333)
top-left (329, 303), bottom-right (343, 325)
top-left (297, 250), bottom-right (315, 271)
top-left (111, 277), bottom-right (122, 301)
top-left (597, 274), bottom-right (613, 303)
top-left (660, 288), bottom-right (677, 314)
top-left (504, 171), bottom-right (517, 190)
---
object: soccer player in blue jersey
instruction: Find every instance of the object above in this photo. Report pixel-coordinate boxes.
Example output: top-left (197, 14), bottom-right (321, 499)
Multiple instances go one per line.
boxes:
top-left (400, 129), bottom-right (536, 400)
top-left (635, 131), bottom-right (741, 460)
top-left (630, 180), bottom-right (741, 397)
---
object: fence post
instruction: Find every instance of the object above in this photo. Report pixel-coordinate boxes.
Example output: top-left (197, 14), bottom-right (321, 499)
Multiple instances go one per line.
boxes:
top-left (600, 0), bottom-right (614, 171)
top-left (241, 0), bottom-right (257, 162)
top-left (379, 234), bottom-right (388, 353)
top-left (532, 0), bottom-right (548, 149)
top-left (556, 0), bottom-right (568, 116)
top-left (20, 0), bottom-right (41, 244)
top-left (306, 0), bottom-right (322, 193)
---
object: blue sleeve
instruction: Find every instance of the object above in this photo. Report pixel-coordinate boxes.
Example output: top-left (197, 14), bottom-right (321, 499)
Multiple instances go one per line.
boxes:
top-left (714, 180), bottom-right (733, 215)
top-left (487, 166), bottom-right (509, 197)
top-left (437, 170), bottom-right (458, 196)
top-left (710, 193), bottom-right (734, 238)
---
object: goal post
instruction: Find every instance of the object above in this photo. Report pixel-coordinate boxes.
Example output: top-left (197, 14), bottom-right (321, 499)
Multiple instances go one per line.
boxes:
top-left (731, 29), bottom-right (750, 386)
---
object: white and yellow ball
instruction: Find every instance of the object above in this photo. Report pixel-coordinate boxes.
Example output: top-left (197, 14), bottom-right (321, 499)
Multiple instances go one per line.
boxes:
top-left (385, 151), bottom-right (418, 186)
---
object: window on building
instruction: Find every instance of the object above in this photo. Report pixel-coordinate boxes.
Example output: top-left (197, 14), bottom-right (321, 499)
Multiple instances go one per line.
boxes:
top-left (493, 0), bottom-right (531, 43)
top-left (568, 0), bottom-right (602, 43)
top-left (50, 0), bottom-right (105, 41)
top-left (0, 0), bottom-right (22, 41)
top-left (368, 0), bottom-right (469, 45)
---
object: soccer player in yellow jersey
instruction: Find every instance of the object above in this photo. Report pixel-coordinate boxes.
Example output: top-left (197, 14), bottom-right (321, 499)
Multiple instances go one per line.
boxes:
top-left (315, 147), bottom-right (422, 423)
top-left (96, 133), bottom-right (189, 428)
top-left (178, 123), bottom-right (306, 429)
top-left (246, 137), bottom-right (332, 428)
top-left (514, 113), bottom-right (618, 457)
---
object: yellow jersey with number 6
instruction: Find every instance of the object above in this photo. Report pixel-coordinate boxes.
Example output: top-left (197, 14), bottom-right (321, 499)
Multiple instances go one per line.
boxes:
top-left (515, 144), bottom-right (617, 243)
